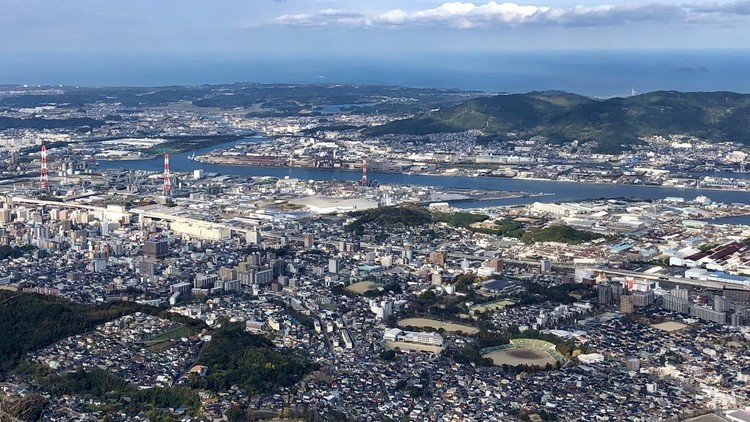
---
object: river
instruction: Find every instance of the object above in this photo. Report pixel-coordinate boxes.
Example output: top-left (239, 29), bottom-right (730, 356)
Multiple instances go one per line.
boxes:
top-left (701, 215), bottom-right (750, 226)
top-left (96, 136), bottom-right (750, 208)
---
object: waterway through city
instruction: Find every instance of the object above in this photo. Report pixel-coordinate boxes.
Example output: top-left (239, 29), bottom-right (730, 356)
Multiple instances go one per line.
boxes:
top-left (96, 136), bottom-right (750, 208)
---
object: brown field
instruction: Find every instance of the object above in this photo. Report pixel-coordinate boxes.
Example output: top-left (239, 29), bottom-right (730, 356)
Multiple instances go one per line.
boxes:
top-left (484, 348), bottom-right (556, 367)
top-left (385, 340), bottom-right (444, 354)
top-left (470, 299), bottom-right (515, 313)
top-left (652, 321), bottom-right (688, 332)
top-left (346, 281), bottom-right (378, 295)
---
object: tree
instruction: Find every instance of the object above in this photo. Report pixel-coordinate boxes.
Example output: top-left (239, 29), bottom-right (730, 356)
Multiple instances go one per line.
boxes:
top-left (379, 350), bottom-right (397, 361)
top-left (191, 322), bottom-right (316, 396)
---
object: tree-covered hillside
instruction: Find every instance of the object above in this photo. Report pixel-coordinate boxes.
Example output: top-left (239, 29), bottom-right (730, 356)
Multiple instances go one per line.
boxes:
top-left (189, 322), bottom-right (316, 396)
top-left (0, 291), bottom-right (205, 371)
top-left (366, 91), bottom-right (750, 153)
top-left (0, 292), bottom-right (149, 370)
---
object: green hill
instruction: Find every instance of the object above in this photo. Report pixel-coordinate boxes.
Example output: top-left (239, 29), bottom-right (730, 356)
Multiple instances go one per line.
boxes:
top-left (521, 225), bottom-right (600, 245)
top-left (345, 205), bottom-right (432, 234)
top-left (366, 91), bottom-right (750, 153)
top-left (0, 291), bottom-right (206, 371)
top-left (188, 322), bottom-right (316, 396)
top-left (0, 292), bottom-right (148, 370)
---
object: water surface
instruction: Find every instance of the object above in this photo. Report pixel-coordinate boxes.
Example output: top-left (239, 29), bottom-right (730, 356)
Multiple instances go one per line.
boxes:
top-left (97, 137), bottom-right (750, 208)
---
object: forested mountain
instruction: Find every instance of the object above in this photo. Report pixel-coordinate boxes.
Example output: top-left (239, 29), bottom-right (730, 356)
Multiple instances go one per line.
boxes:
top-left (366, 91), bottom-right (750, 153)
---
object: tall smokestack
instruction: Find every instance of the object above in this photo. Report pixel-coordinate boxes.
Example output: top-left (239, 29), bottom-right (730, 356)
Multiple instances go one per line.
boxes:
top-left (40, 145), bottom-right (49, 191)
top-left (361, 158), bottom-right (367, 186)
top-left (163, 153), bottom-right (172, 195)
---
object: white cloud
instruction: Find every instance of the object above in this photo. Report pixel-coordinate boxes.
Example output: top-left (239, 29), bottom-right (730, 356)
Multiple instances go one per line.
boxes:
top-left (273, 0), bottom-right (750, 28)
top-left (407, 2), bottom-right (550, 27)
top-left (374, 10), bottom-right (409, 25)
top-left (275, 9), bottom-right (367, 26)
top-left (689, 0), bottom-right (750, 14)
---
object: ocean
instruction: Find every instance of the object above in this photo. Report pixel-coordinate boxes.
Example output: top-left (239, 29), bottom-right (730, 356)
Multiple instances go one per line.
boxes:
top-left (2, 50), bottom-right (750, 97)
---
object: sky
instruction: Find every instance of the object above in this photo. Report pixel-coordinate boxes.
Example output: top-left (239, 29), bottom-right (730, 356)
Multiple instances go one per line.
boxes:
top-left (1, 0), bottom-right (749, 92)
top-left (1, 0), bottom-right (749, 54)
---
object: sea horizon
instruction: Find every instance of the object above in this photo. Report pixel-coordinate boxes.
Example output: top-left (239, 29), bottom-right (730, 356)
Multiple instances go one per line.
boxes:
top-left (2, 49), bottom-right (749, 98)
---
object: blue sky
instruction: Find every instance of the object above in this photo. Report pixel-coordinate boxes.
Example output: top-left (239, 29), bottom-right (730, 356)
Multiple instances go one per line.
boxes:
top-left (1, 0), bottom-right (749, 53)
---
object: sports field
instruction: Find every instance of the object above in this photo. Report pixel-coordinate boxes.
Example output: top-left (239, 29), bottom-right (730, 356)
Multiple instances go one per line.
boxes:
top-left (482, 338), bottom-right (564, 368)
top-left (484, 348), bottom-right (557, 366)
top-left (470, 299), bottom-right (515, 313)
top-left (397, 318), bottom-right (479, 335)
top-left (652, 321), bottom-right (688, 332)
top-left (385, 340), bottom-right (444, 354)
top-left (346, 281), bottom-right (378, 295)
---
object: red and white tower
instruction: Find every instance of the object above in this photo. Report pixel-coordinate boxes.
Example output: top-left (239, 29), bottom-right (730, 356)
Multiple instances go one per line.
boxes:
top-left (361, 158), bottom-right (367, 186)
top-left (163, 153), bottom-right (172, 195)
top-left (40, 145), bottom-right (49, 190)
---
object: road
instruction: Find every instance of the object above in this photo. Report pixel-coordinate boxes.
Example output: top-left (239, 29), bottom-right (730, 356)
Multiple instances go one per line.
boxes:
top-left (589, 267), bottom-right (750, 291)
